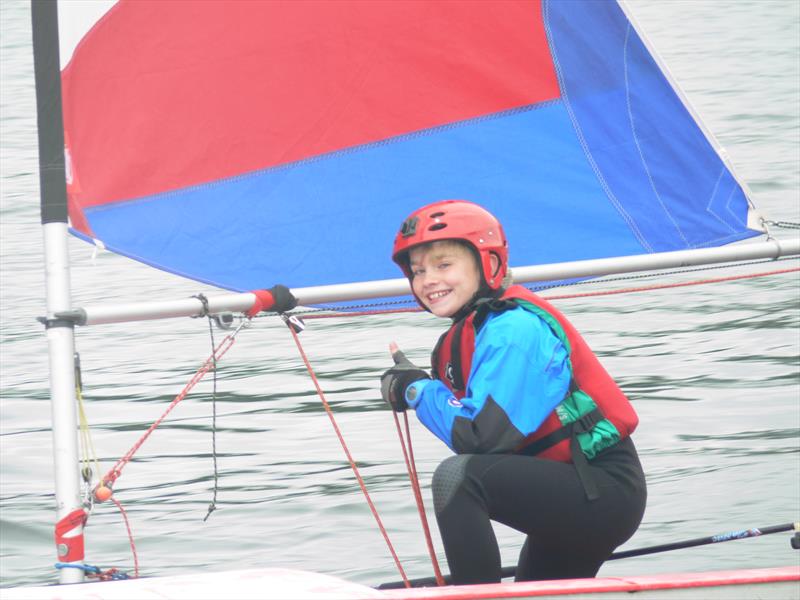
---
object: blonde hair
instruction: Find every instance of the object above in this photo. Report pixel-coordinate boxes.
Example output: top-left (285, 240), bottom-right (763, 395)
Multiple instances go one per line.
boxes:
top-left (408, 239), bottom-right (477, 266)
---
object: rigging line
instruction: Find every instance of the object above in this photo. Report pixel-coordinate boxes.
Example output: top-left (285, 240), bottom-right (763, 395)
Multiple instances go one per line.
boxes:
top-left (75, 353), bottom-right (100, 509)
top-left (527, 255), bottom-right (799, 291)
top-left (110, 495), bottom-right (139, 578)
top-left (203, 313), bottom-right (220, 522)
top-left (77, 390), bottom-right (98, 506)
top-left (99, 320), bottom-right (247, 489)
top-left (765, 220), bottom-right (800, 230)
top-left (540, 266), bottom-right (800, 301)
top-left (392, 411), bottom-right (445, 585)
top-left (284, 321), bottom-right (411, 588)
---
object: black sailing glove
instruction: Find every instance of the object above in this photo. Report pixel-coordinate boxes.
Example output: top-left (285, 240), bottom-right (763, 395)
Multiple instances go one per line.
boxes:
top-left (246, 284), bottom-right (298, 317)
top-left (380, 349), bottom-right (430, 412)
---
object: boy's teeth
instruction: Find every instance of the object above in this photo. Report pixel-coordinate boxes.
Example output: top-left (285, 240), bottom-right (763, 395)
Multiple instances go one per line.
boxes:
top-left (430, 291), bottom-right (448, 299)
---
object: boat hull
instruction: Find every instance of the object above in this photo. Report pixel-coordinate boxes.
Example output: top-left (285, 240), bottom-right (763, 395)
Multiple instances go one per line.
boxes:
top-left (5, 566), bottom-right (798, 600)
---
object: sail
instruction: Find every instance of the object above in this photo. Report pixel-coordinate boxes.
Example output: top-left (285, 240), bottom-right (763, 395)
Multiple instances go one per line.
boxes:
top-left (59, 0), bottom-right (761, 294)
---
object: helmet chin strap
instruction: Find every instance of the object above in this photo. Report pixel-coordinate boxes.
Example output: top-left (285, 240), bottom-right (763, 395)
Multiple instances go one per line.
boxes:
top-left (450, 284), bottom-right (505, 323)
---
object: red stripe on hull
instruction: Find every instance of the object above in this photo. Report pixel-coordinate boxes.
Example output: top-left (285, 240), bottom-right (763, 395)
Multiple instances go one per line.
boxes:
top-left (380, 566), bottom-right (800, 599)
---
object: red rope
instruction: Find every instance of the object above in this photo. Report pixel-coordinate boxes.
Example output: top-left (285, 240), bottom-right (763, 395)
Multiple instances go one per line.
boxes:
top-left (110, 495), bottom-right (139, 578)
top-left (285, 322), bottom-right (412, 588)
top-left (100, 329), bottom-right (240, 488)
top-left (393, 412), bottom-right (445, 585)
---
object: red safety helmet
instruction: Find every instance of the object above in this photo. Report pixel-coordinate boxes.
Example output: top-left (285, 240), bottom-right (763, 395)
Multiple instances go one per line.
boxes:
top-left (392, 200), bottom-right (508, 290)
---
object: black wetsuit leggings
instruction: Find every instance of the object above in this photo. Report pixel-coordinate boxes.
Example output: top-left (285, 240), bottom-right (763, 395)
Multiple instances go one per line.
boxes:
top-left (431, 437), bottom-right (647, 584)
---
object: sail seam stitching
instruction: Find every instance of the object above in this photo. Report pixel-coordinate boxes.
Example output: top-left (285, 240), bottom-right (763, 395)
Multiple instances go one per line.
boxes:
top-left (542, 0), bottom-right (653, 254)
top-left (724, 185), bottom-right (746, 228)
top-left (623, 24), bottom-right (691, 248)
top-left (704, 168), bottom-right (738, 233)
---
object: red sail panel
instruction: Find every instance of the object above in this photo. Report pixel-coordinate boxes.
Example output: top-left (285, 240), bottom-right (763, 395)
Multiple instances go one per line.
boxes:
top-left (62, 0), bottom-right (559, 216)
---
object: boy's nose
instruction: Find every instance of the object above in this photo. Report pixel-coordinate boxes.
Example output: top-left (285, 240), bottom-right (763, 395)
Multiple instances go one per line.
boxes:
top-left (419, 271), bottom-right (437, 286)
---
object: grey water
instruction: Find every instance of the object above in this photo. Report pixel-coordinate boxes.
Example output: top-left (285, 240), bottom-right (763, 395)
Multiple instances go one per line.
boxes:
top-left (1, 0), bottom-right (798, 591)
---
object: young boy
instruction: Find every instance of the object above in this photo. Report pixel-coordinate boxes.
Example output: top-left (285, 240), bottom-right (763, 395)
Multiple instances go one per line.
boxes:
top-left (381, 200), bottom-right (647, 584)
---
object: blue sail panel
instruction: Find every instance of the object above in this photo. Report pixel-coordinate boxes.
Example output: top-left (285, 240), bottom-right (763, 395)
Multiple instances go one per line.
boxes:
top-left (544, 0), bottom-right (754, 252)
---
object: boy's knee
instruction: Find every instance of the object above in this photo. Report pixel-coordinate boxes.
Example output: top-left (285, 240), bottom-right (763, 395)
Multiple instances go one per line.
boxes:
top-left (432, 455), bottom-right (472, 515)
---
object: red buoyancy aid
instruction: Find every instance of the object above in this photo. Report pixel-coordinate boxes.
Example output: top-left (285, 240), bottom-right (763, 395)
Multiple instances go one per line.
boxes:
top-left (431, 285), bottom-right (638, 463)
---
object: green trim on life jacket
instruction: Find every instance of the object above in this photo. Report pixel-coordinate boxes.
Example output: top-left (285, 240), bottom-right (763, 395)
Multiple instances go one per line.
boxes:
top-left (515, 299), bottom-right (621, 459)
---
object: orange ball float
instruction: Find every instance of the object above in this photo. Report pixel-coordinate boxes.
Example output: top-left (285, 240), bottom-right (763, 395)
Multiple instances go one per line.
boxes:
top-left (94, 485), bottom-right (113, 502)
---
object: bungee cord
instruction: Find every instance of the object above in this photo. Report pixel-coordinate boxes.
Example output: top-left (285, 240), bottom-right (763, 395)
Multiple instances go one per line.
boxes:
top-left (201, 311), bottom-right (221, 523)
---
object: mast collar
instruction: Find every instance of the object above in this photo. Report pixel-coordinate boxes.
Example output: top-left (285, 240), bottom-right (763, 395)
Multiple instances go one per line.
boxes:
top-left (37, 309), bottom-right (87, 328)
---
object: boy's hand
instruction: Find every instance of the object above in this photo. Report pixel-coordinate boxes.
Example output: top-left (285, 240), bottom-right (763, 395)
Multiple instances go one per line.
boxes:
top-left (380, 342), bottom-right (430, 412)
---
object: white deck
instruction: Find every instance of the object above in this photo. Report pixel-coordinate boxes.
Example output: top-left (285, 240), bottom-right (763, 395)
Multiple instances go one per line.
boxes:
top-left (5, 566), bottom-right (798, 600)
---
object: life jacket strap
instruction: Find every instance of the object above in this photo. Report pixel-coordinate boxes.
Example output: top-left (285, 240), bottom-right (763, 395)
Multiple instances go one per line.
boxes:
top-left (449, 319), bottom-right (468, 391)
top-left (570, 428), bottom-right (600, 502)
top-left (516, 406), bottom-right (603, 456)
top-left (516, 406), bottom-right (604, 501)
top-left (430, 328), bottom-right (449, 381)
top-left (472, 297), bottom-right (517, 330)
top-left (432, 297), bottom-right (517, 391)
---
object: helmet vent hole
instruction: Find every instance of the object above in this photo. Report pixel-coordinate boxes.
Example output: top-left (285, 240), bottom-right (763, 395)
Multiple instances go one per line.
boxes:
top-left (429, 211), bottom-right (445, 218)
top-left (428, 223), bottom-right (447, 232)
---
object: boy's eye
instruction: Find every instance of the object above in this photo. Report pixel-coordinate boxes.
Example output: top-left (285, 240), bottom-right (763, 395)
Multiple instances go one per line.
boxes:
top-left (411, 268), bottom-right (425, 277)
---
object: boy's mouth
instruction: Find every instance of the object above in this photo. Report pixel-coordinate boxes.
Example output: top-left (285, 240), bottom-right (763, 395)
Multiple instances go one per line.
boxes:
top-left (427, 289), bottom-right (451, 303)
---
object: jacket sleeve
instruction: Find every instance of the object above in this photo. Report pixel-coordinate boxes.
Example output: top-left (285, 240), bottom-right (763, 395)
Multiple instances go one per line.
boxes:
top-left (407, 308), bottom-right (572, 453)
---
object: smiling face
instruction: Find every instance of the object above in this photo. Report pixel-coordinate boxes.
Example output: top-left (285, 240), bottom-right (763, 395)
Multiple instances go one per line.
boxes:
top-left (408, 241), bottom-right (482, 318)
